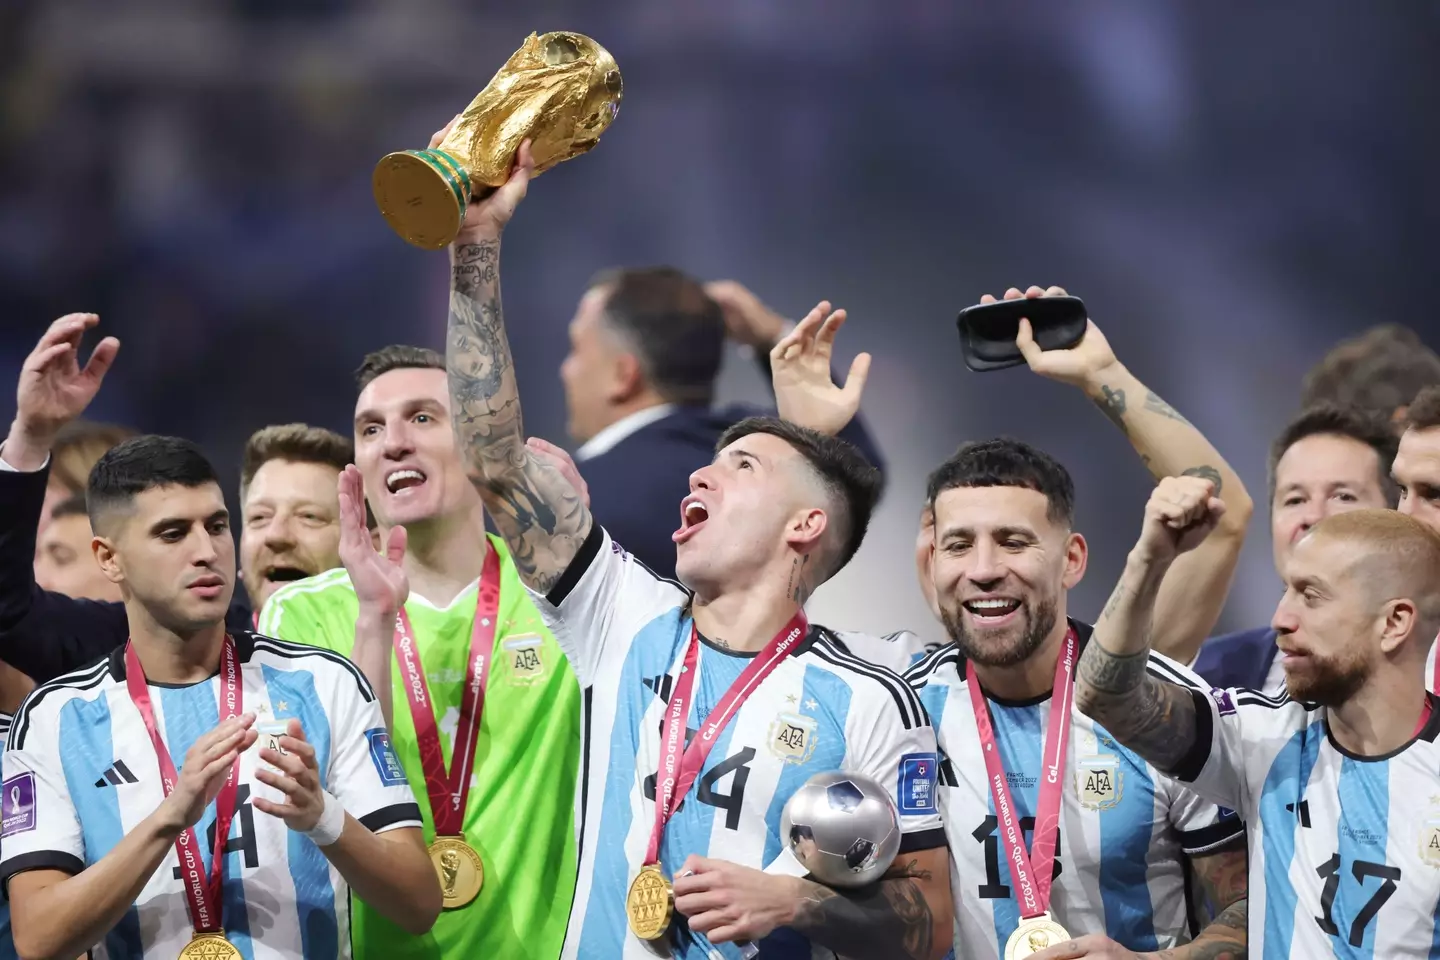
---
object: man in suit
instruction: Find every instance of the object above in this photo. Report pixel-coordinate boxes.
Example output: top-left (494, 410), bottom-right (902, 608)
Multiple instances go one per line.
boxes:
top-left (560, 270), bottom-right (883, 580)
top-left (1193, 403), bottom-right (1398, 690)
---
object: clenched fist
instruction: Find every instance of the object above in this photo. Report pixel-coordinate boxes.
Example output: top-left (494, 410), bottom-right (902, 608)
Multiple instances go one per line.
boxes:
top-left (1132, 475), bottom-right (1226, 566)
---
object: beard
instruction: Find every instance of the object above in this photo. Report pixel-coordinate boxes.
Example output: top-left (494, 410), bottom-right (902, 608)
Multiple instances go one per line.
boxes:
top-left (1284, 650), bottom-right (1370, 706)
top-left (940, 595), bottom-right (1059, 668)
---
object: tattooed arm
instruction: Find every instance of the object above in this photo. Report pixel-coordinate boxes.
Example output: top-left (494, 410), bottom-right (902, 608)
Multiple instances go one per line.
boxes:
top-left (1073, 476), bottom-right (1225, 773)
top-left (441, 141), bottom-right (592, 595)
top-left (1151, 837), bottom-right (1247, 959)
top-left (674, 848), bottom-right (952, 960)
top-left (1080, 363), bottom-right (1250, 667)
top-left (1007, 285), bottom-right (1252, 665)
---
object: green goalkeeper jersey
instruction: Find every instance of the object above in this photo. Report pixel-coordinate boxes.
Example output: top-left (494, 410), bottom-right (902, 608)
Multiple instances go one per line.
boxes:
top-left (259, 535), bottom-right (578, 960)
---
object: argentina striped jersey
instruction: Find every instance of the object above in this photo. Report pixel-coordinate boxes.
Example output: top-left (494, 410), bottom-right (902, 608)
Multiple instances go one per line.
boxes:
top-left (531, 526), bottom-right (946, 960)
top-left (0, 633), bottom-right (422, 960)
top-left (1174, 683), bottom-right (1440, 958)
top-left (905, 626), bottom-right (1244, 959)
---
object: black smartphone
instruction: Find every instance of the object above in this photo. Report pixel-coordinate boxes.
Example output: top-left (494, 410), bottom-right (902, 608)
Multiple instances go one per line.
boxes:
top-left (955, 296), bottom-right (1088, 372)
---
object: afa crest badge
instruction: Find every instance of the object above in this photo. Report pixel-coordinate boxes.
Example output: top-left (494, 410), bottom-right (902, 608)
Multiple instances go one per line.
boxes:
top-left (1077, 755), bottom-right (1121, 811)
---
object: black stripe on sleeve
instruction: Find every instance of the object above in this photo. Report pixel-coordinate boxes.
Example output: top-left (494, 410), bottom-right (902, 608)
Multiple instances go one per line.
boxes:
top-left (1, 850), bottom-right (85, 899)
top-left (546, 522), bottom-right (604, 607)
top-left (1176, 816), bottom-right (1246, 856)
top-left (897, 828), bottom-right (948, 854)
top-left (1168, 687), bottom-right (1217, 783)
top-left (358, 803), bottom-right (424, 834)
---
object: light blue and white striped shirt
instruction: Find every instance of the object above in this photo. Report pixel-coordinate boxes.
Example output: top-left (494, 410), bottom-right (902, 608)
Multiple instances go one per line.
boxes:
top-left (533, 526), bottom-right (946, 960)
top-left (1178, 682), bottom-right (1440, 959)
top-left (906, 631), bottom-right (1244, 959)
top-left (0, 633), bottom-right (421, 960)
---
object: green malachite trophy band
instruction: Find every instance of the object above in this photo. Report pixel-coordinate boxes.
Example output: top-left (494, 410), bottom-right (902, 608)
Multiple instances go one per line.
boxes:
top-left (403, 150), bottom-right (467, 212)
top-left (423, 149), bottom-right (474, 200)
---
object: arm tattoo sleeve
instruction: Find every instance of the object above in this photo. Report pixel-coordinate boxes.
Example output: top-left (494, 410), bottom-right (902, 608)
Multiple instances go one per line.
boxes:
top-left (1076, 578), bottom-right (1202, 773)
top-left (446, 240), bottom-right (592, 594)
top-left (789, 860), bottom-right (935, 960)
top-left (1155, 838), bottom-right (1250, 957)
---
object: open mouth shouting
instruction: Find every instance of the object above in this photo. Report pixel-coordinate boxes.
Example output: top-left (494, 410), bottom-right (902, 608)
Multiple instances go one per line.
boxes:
top-left (262, 564), bottom-right (312, 587)
top-left (673, 495), bottom-right (710, 544)
top-left (963, 596), bottom-right (1023, 627)
top-left (385, 468), bottom-right (427, 496)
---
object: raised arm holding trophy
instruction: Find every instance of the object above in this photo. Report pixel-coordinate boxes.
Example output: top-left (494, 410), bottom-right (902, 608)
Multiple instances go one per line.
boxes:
top-left (373, 31), bottom-right (623, 250)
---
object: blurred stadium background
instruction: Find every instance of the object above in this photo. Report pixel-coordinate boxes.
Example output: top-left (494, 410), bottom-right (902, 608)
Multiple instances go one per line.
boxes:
top-left (2, 0), bottom-right (1437, 638)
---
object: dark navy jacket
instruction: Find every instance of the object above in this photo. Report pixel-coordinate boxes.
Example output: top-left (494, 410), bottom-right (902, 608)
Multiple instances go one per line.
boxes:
top-left (580, 401), bottom-right (885, 583)
top-left (1192, 626), bottom-right (1278, 692)
top-left (0, 461), bottom-right (253, 684)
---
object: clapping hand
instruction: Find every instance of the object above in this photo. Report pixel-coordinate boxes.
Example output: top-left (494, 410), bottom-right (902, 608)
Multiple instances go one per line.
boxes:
top-left (337, 465), bottom-right (408, 618)
top-left (156, 713), bottom-right (257, 833)
top-left (253, 719), bottom-right (328, 833)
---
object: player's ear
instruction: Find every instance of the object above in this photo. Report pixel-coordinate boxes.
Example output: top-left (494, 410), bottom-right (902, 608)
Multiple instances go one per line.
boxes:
top-left (1377, 597), bottom-right (1418, 656)
top-left (92, 535), bottom-right (124, 584)
top-left (1062, 531), bottom-right (1087, 590)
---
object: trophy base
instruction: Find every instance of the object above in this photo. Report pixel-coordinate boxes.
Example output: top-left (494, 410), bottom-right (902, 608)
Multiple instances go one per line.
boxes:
top-left (373, 149), bottom-right (472, 250)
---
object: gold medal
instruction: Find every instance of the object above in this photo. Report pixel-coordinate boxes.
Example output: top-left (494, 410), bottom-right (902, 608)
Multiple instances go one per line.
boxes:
top-left (178, 933), bottom-right (243, 960)
top-left (1004, 914), bottom-right (1072, 959)
top-left (625, 863), bottom-right (673, 941)
top-left (428, 836), bottom-right (484, 909)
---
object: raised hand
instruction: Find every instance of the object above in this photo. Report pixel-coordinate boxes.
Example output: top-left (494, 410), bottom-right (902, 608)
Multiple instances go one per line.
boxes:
top-left (156, 713), bottom-right (257, 833)
top-left (771, 300), bottom-right (872, 437)
top-left (12, 313), bottom-right (119, 444)
top-left (427, 114), bottom-right (534, 244)
top-left (252, 718), bottom-right (327, 833)
top-left (704, 280), bottom-right (788, 349)
top-left (982, 285), bottom-right (1119, 389)
top-left (526, 437), bottom-right (590, 508)
top-left (1134, 475), bottom-right (1226, 566)
top-left (337, 465), bottom-right (408, 617)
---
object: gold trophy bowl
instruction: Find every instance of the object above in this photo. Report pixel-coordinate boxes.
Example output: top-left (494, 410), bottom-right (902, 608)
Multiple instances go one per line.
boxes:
top-left (374, 31), bottom-right (623, 250)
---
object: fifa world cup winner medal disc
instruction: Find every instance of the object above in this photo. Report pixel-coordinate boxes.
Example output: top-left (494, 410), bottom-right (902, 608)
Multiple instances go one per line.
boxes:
top-left (626, 613), bottom-right (810, 941)
top-left (965, 628), bottom-right (1079, 960)
top-left (394, 548), bottom-right (503, 909)
top-left (125, 637), bottom-right (246, 960)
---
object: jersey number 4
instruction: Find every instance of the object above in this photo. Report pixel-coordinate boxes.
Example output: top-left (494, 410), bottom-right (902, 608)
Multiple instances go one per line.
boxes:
top-left (643, 747), bottom-right (756, 831)
top-left (973, 816), bottom-right (1062, 899)
top-left (173, 785), bottom-right (261, 879)
top-left (1314, 853), bottom-right (1401, 947)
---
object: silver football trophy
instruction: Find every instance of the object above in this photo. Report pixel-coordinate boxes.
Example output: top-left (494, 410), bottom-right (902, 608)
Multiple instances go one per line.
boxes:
top-left (780, 771), bottom-right (901, 887)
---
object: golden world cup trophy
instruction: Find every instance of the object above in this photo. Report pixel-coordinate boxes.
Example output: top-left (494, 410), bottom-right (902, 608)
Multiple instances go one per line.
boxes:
top-left (374, 32), bottom-right (623, 250)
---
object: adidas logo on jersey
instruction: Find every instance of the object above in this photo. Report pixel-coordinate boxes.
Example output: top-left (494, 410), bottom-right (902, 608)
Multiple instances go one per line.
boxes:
top-left (94, 759), bottom-right (139, 788)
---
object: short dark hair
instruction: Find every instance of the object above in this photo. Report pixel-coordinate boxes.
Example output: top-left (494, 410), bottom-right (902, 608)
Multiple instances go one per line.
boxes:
top-left (49, 494), bottom-right (91, 522)
top-left (1405, 386), bottom-right (1440, 433)
top-left (1268, 404), bottom-right (1399, 505)
top-left (355, 345), bottom-right (445, 393)
top-left (51, 420), bottom-right (139, 496)
top-left (87, 436), bottom-right (222, 531)
top-left (925, 438), bottom-right (1076, 529)
top-left (1301, 324), bottom-right (1440, 421)
top-left (591, 267), bottom-right (725, 405)
top-left (715, 416), bottom-right (882, 582)
top-left (240, 423), bottom-right (354, 501)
